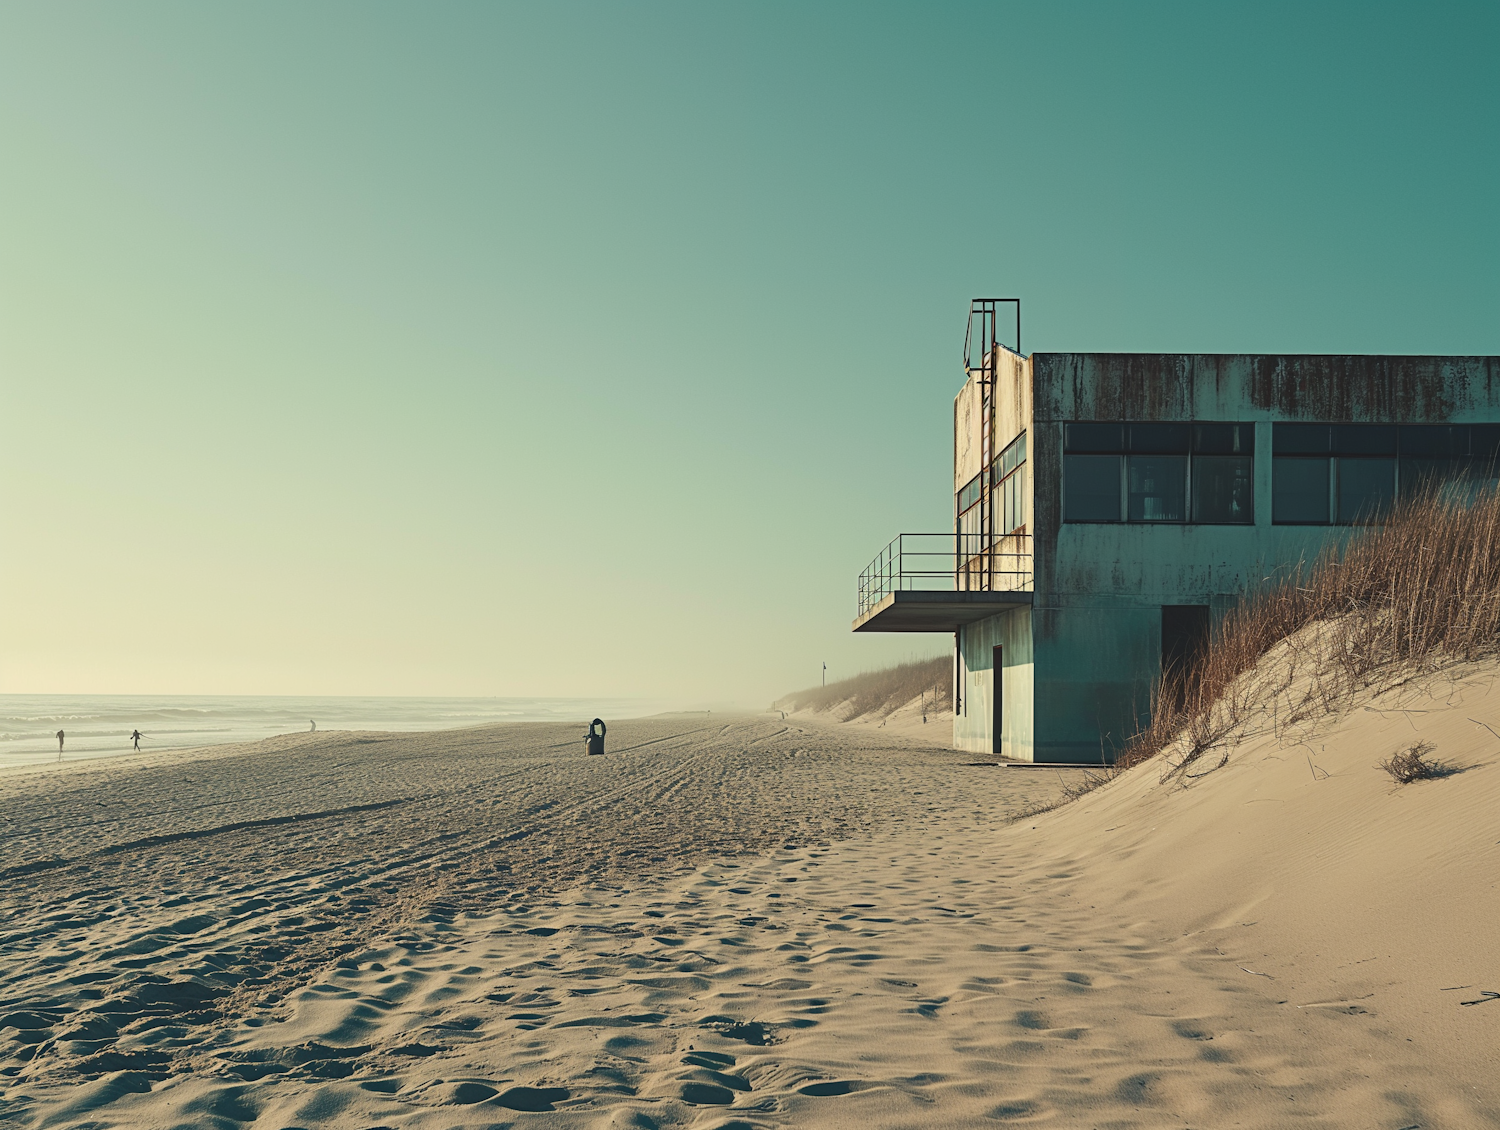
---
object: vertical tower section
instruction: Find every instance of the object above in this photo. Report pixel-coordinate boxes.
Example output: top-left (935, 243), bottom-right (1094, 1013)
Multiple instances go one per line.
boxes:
top-left (953, 300), bottom-right (1035, 758)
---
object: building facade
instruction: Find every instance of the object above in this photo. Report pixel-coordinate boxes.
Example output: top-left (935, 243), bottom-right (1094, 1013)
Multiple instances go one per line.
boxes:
top-left (854, 308), bottom-right (1500, 763)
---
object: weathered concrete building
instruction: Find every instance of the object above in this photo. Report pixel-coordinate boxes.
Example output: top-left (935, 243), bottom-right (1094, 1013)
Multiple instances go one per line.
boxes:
top-left (854, 300), bottom-right (1500, 762)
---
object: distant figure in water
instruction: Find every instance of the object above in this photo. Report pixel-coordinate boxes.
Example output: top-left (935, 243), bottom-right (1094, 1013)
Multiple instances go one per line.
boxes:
top-left (56, 729), bottom-right (64, 758)
top-left (131, 729), bottom-right (142, 751)
top-left (309, 719), bottom-right (316, 732)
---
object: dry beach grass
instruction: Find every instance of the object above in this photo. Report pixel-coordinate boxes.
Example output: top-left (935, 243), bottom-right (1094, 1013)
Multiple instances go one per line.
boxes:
top-left (774, 657), bottom-right (951, 722)
top-left (1125, 485), bottom-right (1500, 776)
top-left (775, 657), bottom-right (955, 748)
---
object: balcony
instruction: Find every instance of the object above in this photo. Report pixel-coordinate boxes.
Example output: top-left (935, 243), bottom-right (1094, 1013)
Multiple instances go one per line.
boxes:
top-left (853, 533), bottom-right (1033, 632)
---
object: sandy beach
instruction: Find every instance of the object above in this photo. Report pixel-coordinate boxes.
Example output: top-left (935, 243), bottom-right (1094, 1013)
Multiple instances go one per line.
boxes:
top-left (2, 692), bottom-right (1497, 1128)
top-left (7, 7), bottom-right (1497, 1128)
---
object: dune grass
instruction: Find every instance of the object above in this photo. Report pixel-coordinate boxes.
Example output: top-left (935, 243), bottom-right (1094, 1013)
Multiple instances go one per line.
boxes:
top-left (1123, 484), bottom-right (1500, 775)
top-left (776, 655), bottom-right (951, 721)
top-left (1379, 740), bottom-right (1443, 784)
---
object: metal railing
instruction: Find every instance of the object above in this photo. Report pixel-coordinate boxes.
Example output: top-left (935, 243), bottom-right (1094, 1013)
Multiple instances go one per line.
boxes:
top-left (857, 532), bottom-right (1033, 618)
top-left (965, 297), bottom-right (1020, 369)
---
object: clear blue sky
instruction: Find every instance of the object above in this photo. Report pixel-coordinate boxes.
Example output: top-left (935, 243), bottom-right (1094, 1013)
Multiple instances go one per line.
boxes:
top-left (2, 3), bottom-right (1496, 704)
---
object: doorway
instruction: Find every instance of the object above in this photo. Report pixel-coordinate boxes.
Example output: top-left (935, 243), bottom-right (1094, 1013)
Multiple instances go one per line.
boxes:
top-left (1161, 604), bottom-right (1211, 708)
top-left (992, 645), bottom-right (1004, 757)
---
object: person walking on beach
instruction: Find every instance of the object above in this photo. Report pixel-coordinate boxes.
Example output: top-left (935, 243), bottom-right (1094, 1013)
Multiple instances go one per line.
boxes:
top-left (56, 729), bottom-right (64, 758)
top-left (309, 719), bottom-right (316, 732)
top-left (131, 729), bottom-right (142, 751)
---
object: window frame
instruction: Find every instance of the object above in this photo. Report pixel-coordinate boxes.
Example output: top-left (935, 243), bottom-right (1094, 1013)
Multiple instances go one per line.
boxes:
top-left (1191, 453), bottom-right (1255, 524)
top-left (1062, 421), bottom-right (1255, 525)
top-left (955, 471), bottom-right (983, 518)
top-left (992, 431), bottom-right (1029, 534)
top-left (1271, 422), bottom-right (1493, 525)
top-left (1063, 453), bottom-right (1125, 524)
top-left (1127, 453), bottom-right (1189, 523)
top-left (1271, 455), bottom-right (1332, 525)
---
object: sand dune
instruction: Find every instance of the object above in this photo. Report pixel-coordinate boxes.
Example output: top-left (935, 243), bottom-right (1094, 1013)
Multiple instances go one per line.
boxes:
top-left (1, 684), bottom-right (1496, 1127)
top-left (774, 657), bottom-right (955, 747)
top-left (1029, 661), bottom-right (1500, 1125)
top-left (785, 695), bottom-right (955, 747)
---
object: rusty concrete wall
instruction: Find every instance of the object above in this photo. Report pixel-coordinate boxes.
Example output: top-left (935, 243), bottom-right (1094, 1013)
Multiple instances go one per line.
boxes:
top-left (992, 346), bottom-right (1032, 463)
top-left (1035, 354), bottom-right (1500, 426)
top-left (954, 371), bottom-right (982, 494)
top-left (953, 346), bottom-right (1033, 496)
top-left (1026, 353), bottom-right (1500, 762)
top-left (951, 348), bottom-right (1036, 757)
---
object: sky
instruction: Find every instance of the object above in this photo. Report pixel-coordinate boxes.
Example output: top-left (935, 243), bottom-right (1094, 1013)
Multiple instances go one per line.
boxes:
top-left (2, 2), bottom-right (1497, 706)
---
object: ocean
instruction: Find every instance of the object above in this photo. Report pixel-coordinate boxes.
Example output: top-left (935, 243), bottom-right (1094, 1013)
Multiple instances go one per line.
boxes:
top-left (0, 694), bottom-right (669, 769)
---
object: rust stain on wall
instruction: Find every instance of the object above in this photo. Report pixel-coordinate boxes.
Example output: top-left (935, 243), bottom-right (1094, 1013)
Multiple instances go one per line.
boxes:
top-left (1034, 354), bottom-right (1500, 424)
top-left (1245, 355), bottom-right (1499, 421)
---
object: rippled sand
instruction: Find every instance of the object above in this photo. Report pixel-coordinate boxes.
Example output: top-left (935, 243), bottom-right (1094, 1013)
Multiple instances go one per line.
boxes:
top-left (1, 703), bottom-right (1496, 1128)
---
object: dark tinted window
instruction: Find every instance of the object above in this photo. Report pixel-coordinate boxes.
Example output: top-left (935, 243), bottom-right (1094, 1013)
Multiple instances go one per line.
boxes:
top-left (1472, 432), bottom-right (1500, 488)
top-left (1400, 425), bottom-right (1468, 456)
top-left (1332, 424), bottom-right (1397, 456)
top-left (1400, 457), bottom-right (1466, 492)
top-left (1064, 455), bottom-right (1121, 521)
top-left (1272, 456), bottom-right (1330, 523)
top-left (1193, 423), bottom-right (1253, 454)
top-left (1193, 455), bottom-right (1254, 523)
top-left (1162, 605), bottom-right (1211, 707)
top-left (1337, 458), bottom-right (1395, 523)
top-left (1127, 456), bottom-right (1186, 522)
top-left (1064, 423), bottom-right (1124, 453)
top-left (1129, 423), bottom-right (1191, 453)
top-left (1274, 424), bottom-right (1331, 454)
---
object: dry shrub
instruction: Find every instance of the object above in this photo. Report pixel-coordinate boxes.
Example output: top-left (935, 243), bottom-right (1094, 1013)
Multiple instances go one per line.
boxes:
top-left (776, 655), bottom-right (951, 721)
top-left (1380, 740), bottom-right (1441, 784)
top-left (1121, 483), bottom-right (1500, 777)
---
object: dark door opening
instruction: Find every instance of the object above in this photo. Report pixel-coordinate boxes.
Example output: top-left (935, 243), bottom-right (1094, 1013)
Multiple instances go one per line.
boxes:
top-left (1161, 604), bottom-right (1211, 708)
top-left (992, 645), bottom-right (1004, 757)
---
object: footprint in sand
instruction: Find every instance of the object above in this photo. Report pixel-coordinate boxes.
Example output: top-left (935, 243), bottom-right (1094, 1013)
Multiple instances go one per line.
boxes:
top-left (698, 1016), bottom-right (777, 1045)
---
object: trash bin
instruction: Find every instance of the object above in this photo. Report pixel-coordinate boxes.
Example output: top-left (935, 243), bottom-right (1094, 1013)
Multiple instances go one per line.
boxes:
top-left (585, 718), bottom-right (606, 756)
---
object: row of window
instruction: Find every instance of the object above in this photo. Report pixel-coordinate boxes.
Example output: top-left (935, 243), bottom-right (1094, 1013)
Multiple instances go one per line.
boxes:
top-left (957, 471), bottom-right (982, 515)
top-left (1065, 421), bottom-right (1252, 456)
top-left (957, 431), bottom-right (1029, 540)
top-left (1062, 421), bottom-right (1500, 525)
top-left (994, 432), bottom-right (1027, 535)
top-left (1066, 453), bottom-right (1252, 524)
top-left (1273, 455), bottom-right (1500, 524)
top-left (1273, 422), bottom-right (1500, 458)
top-left (1064, 421), bottom-right (1253, 524)
top-left (957, 433), bottom-right (1029, 511)
top-left (996, 431), bottom-right (1028, 476)
top-left (996, 462), bottom-right (1027, 535)
top-left (1272, 423), bottom-right (1500, 525)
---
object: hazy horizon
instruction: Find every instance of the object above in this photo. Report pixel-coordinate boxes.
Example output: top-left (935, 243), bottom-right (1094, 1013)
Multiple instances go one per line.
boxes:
top-left (0, 691), bottom-right (705, 768)
top-left (4, 2), bottom-right (1497, 703)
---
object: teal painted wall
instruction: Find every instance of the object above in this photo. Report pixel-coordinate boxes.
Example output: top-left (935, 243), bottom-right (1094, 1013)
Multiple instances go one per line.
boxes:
top-left (1024, 353), bottom-right (1500, 763)
top-left (954, 606), bottom-right (1033, 759)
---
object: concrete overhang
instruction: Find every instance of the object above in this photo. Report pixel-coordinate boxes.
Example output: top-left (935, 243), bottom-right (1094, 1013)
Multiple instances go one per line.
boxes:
top-left (851, 590), bottom-right (1033, 633)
